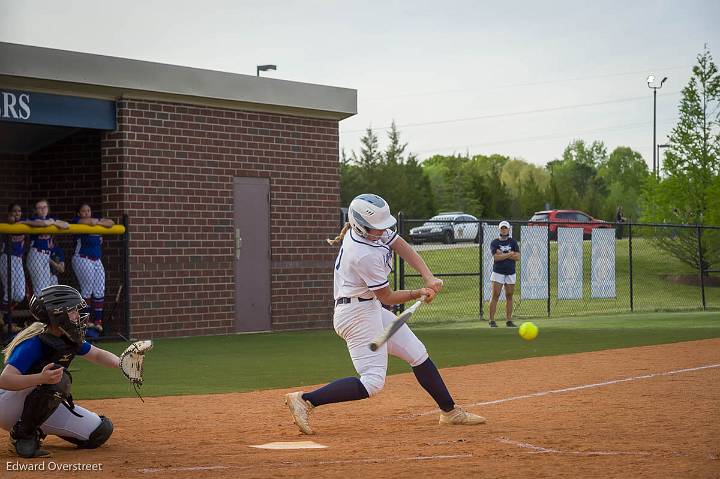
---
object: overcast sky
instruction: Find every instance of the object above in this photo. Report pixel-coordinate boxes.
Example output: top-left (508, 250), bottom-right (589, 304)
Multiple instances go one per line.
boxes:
top-left (2, 0), bottom-right (718, 168)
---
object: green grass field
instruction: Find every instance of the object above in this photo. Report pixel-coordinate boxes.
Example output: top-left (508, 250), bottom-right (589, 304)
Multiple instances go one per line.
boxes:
top-left (2, 237), bottom-right (717, 401)
top-left (401, 237), bottom-right (720, 322)
top-left (43, 310), bottom-right (720, 400)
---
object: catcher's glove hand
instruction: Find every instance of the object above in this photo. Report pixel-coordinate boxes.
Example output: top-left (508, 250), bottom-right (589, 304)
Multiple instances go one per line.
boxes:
top-left (119, 340), bottom-right (153, 398)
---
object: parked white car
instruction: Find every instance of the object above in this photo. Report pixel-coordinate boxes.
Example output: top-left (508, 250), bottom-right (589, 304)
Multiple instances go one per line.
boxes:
top-left (409, 212), bottom-right (479, 244)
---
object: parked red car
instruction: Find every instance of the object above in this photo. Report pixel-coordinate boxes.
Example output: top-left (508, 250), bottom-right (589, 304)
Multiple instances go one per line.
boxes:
top-left (528, 210), bottom-right (613, 240)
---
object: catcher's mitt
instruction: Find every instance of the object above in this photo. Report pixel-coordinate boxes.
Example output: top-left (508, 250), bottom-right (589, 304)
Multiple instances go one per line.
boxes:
top-left (119, 340), bottom-right (153, 399)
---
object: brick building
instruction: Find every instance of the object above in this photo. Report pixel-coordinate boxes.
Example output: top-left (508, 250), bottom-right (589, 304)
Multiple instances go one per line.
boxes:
top-left (0, 42), bottom-right (356, 338)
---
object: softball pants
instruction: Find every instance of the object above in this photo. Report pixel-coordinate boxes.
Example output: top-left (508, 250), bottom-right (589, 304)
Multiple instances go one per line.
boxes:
top-left (0, 387), bottom-right (102, 441)
top-left (333, 299), bottom-right (428, 396)
top-left (0, 255), bottom-right (25, 303)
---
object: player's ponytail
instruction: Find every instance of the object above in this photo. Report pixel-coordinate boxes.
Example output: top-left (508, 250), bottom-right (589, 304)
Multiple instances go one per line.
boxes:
top-left (326, 223), bottom-right (351, 246)
top-left (2, 322), bottom-right (46, 362)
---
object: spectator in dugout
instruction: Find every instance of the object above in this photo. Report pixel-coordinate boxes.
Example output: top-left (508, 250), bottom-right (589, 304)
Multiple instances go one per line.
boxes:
top-left (71, 203), bottom-right (114, 338)
top-left (1, 203), bottom-right (26, 340)
top-left (25, 199), bottom-right (69, 297)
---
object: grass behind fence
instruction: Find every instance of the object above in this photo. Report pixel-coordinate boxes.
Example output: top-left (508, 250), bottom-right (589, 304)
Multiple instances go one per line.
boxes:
top-left (402, 238), bottom-right (719, 323)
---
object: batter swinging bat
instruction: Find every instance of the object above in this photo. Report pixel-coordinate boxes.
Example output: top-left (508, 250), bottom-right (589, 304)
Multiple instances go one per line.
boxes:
top-left (369, 295), bottom-right (427, 351)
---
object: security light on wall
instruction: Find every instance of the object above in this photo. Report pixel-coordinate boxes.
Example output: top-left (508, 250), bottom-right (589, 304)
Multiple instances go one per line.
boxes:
top-left (256, 65), bottom-right (277, 76)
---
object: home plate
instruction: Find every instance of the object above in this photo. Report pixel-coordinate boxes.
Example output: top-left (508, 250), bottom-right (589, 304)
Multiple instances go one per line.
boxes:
top-left (250, 441), bottom-right (328, 450)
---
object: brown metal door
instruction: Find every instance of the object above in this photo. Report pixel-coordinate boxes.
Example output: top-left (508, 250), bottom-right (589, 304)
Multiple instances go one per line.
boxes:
top-left (233, 177), bottom-right (271, 332)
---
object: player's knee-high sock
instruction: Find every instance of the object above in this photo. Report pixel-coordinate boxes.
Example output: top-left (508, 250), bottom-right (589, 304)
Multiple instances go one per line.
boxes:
top-left (412, 358), bottom-right (455, 412)
top-left (302, 377), bottom-right (369, 407)
top-left (92, 297), bottom-right (104, 322)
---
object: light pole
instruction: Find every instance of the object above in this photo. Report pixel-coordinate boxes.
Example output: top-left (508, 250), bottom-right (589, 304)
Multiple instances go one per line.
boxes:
top-left (647, 75), bottom-right (667, 178)
top-left (256, 64), bottom-right (277, 77)
top-left (657, 143), bottom-right (670, 177)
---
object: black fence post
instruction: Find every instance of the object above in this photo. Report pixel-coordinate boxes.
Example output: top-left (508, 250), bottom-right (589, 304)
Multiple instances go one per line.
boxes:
top-left (547, 224), bottom-right (551, 317)
top-left (122, 214), bottom-right (131, 339)
top-left (4, 234), bottom-right (10, 292)
top-left (393, 212), bottom-right (400, 294)
top-left (479, 223), bottom-right (484, 320)
top-left (628, 223), bottom-right (634, 312)
top-left (697, 224), bottom-right (706, 310)
top-left (398, 212), bottom-right (405, 313)
top-left (4, 235), bottom-right (10, 334)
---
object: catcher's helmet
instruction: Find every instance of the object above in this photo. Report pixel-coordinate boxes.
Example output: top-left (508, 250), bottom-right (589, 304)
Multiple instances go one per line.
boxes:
top-left (348, 194), bottom-right (396, 238)
top-left (30, 285), bottom-right (88, 344)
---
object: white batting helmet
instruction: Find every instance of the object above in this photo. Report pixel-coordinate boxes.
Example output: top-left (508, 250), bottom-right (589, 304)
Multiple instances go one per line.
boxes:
top-left (348, 194), bottom-right (396, 238)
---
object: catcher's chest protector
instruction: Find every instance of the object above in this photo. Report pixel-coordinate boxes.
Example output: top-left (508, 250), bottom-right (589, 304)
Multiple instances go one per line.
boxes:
top-left (26, 333), bottom-right (82, 375)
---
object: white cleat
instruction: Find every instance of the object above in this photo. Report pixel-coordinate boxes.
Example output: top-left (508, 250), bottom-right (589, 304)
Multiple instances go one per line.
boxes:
top-left (285, 392), bottom-right (315, 435)
top-left (439, 406), bottom-right (486, 425)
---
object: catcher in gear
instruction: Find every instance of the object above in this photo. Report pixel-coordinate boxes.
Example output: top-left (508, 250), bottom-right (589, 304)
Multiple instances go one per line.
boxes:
top-left (0, 285), bottom-right (151, 458)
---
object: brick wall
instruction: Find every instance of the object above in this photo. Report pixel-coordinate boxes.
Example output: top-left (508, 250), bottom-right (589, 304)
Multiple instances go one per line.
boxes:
top-left (27, 131), bottom-right (103, 219)
top-left (0, 154), bottom-right (29, 215)
top-left (102, 99), bottom-right (341, 338)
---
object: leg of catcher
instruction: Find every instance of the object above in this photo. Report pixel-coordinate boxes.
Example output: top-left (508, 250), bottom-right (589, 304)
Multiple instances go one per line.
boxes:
top-left (10, 371), bottom-right (72, 458)
top-left (58, 415), bottom-right (113, 448)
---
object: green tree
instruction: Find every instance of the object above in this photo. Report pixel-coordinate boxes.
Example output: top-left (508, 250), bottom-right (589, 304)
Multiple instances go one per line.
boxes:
top-left (597, 146), bottom-right (649, 221)
top-left (546, 139), bottom-right (608, 217)
top-left (341, 123), bottom-right (434, 220)
top-left (500, 158), bottom-right (551, 218)
top-left (642, 46), bottom-right (720, 273)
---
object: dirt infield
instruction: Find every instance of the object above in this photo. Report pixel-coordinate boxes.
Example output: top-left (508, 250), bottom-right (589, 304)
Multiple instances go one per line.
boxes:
top-left (3, 339), bottom-right (719, 479)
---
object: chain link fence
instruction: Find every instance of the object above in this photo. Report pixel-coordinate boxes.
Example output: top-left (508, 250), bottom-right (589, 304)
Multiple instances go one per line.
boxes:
top-left (1, 217), bottom-right (130, 344)
top-left (395, 213), bottom-right (720, 324)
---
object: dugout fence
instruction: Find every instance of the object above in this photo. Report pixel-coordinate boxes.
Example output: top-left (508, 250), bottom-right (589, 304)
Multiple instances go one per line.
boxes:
top-left (394, 213), bottom-right (720, 323)
top-left (1, 215), bottom-right (130, 343)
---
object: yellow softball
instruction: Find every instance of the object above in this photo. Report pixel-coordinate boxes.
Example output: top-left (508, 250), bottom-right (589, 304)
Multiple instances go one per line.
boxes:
top-left (518, 322), bottom-right (539, 341)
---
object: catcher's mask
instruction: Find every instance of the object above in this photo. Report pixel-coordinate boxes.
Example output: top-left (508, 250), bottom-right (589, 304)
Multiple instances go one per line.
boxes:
top-left (30, 285), bottom-right (89, 344)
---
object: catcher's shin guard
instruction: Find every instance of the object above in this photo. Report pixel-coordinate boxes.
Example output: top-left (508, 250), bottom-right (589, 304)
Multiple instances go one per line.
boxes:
top-left (60, 416), bottom-right (113, 449)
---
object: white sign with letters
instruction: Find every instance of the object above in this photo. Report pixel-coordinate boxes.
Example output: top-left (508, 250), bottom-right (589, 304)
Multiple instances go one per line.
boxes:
top-left (0, 91), bottom-right (31, 120)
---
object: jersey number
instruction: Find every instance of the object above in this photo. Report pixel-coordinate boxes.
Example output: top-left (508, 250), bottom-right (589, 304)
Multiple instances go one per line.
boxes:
top-left (335, 248), bottom-right (344, 270)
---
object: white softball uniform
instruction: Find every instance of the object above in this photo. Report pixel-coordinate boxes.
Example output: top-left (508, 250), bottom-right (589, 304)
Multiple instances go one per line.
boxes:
top-left (0, 255), bottom-right (25, 303)
top-left (27, 248), bottom-right (57, 294)
top-left (333, 230), bottom-right (428, 396)
top-left (72, 254), bottom-right (105, 299)
top-left (0, 387), bottom-right (102, 441)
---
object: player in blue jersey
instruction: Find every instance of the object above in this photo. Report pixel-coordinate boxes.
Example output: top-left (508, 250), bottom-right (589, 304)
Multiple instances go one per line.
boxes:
top-left (71, 203), bottom-right (115, 337)
top-left (1, 203), bottom-right (27, 340)
top-left (488, 221), bottom-right (520, 328)
top-left (0, 285), bottom-right (120, 458)
top-left (25, 200), bottom-right (69, 295)
top-left (285, 194), bottom-right (486, 435)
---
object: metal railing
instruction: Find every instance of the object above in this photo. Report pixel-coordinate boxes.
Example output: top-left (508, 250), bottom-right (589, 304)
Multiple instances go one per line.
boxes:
top-left (1, 216), bottom-right (130, 343)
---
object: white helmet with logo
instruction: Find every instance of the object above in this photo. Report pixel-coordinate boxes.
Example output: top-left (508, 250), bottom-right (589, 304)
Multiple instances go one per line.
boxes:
top-left (348, 194), bottom-right (396, 238)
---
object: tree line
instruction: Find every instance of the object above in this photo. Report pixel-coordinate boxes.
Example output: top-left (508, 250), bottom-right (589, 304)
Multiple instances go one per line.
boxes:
top-left (342, 125), bottom-right (649, 223)
top-left (341, 47), bottom-right (719, 272)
